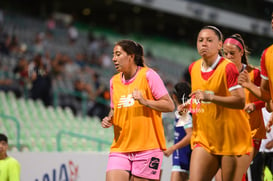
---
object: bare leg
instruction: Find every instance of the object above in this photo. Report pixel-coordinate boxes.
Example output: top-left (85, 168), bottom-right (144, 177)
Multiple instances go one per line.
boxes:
top-left (220, 156), bottom-right (237, 181)
top-left (220, 152), bottom-right (252, 181)
top-left (106, 170), bottom-right (130, 181)
top-left (189, 147), bottom-right (219, 181)
top-left (214, 168), bottom-right (222, 181)
top-left (131, 175), bottom-right (158, 181)
top-left (171, 171), bottom-right (189, 181)
top-left (234, 153), bottom-right (253, 181)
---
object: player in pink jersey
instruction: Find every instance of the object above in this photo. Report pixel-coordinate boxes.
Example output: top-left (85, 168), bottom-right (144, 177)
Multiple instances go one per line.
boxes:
top-left (101, 39), bottom-right (174, 181)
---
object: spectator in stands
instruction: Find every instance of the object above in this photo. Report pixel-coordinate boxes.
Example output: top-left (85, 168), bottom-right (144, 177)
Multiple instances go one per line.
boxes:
top-left (28, 53), bottom-right (52, 106)
top-left (0, 133), bottom-right (20, 181)
top-left (88, 87), bottom-right (110, 120)
top-left (31, 32), bottom-right (46, 55)
top-left (74, 52), bottom-right (88, 69)
top-left (74, 78), bottom-right (95, 101)
top-left (63, 55), bottom-right (80, 78)
top-left (97, 52), bottom-right (112, 69)
top-left (9, 34), bottom-right (20, 54)
top-left (45, 14), bottom-right (56, 38)
top-left (86, 32), bottom-right (100, 65)
top-left (13, 55), bottom-right (30, 91)
top-left (59, 77), bottom-right (95, 116)
top-left (164, 82), bottom-right (192, 181)
top-left (0, 33), bottom-right (11, 55)
top-left (67, 22), bottom-right (78, 44)
top-left (51, 52), bottom-right (67, 78)
top-left (87, 35), bottom-right (111, 67)
top-left (0, 62), bottom-right (22, 98)
top-left (91, 72), bottom-right (104, 96)
top-left (185, 25), bottom-right (252, 181)
top-left (87, 72), bottom-right (110, 119)
top-left (101, 39), bottom-right (174, 181)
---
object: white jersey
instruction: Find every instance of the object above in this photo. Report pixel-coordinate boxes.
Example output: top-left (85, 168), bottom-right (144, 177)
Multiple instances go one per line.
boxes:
top-left (260, 108), bottom-right (273, 152)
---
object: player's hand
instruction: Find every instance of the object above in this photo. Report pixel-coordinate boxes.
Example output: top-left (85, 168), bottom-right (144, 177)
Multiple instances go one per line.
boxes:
top-left (190, 90), bottom-right (212, 102)
top-left (265, 140), bottom-right (273, 149)
top-left (244, 103), bottom-right (255, 114)
top-left (238, 70), bottom-right (251, 88)
top-left (101, 115), bottom-right (113, 128)
top-left (132, 89), bottom-right (146, 105)
top-left (163, 147), bottom-right (174, 157)
top-left (177, 103), bottom-right (190, 115)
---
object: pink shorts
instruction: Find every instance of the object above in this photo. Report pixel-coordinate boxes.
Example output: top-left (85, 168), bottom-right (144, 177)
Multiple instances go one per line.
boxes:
top-left (106, 149), bottom-right (163, 180)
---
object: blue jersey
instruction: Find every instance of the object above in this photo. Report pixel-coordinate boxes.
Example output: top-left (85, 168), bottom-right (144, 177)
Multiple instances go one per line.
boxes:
top-left (172, 112), bottom-right (192, 171)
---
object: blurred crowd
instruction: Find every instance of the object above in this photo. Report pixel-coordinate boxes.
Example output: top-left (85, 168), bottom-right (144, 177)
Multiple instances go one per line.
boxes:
top-left (0, 10), bottom-right (116, 119)
top-left (0, 10), bottom-right (185, 120)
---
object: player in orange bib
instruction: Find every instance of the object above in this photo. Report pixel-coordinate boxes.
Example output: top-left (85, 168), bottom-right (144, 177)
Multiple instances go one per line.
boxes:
top-left (238, 12), bottom-right (273, 136)
top-left (221, 33), bottom-right (266, 181)
top-left (101, 39), bottom-right (175, 181)
top-left (184, 26), bottom-right (253, 181)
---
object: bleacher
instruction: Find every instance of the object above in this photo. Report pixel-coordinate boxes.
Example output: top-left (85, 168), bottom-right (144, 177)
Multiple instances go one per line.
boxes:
top-left (0, 91), bottom-right (113, 152)
top-left (0, 90), bottom-right (174, 152)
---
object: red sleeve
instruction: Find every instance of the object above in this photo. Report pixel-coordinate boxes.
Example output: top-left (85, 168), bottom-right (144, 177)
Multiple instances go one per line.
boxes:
top-left (225, 63), bottom-right (239, 89)
top-left (260, 48), bottom-right (268, 78)
top-left (253, 68), bottom-right (261, 86)
top-left (188, 62), bottom-right (195, 76)
top-left (254, 101), bottom-right (265, 110)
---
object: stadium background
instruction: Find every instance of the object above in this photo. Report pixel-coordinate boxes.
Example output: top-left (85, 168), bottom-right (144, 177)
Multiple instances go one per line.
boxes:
top-left (0, 0), bottom-right (273, 180)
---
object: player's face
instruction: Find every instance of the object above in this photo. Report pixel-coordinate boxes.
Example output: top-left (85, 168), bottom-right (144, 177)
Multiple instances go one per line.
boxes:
top-left (112, 45), bottom-right (134, 73)
top-left (0, 141), bottom-right (8, 156)
top-left (223, 43), bottom-right (243, 66)
top-left (197, 29), bottom-right (222, 59)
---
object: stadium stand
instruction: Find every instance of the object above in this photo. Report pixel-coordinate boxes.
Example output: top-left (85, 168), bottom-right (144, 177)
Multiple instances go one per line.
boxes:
top-left (0, 91), bottom-right (113, 152)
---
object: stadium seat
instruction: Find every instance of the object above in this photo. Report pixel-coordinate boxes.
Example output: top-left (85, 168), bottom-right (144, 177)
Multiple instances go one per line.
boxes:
top-left (0, 91), bottom-right (114, 152)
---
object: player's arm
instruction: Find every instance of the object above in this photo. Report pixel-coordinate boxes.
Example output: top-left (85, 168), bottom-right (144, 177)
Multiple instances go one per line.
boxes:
top-left (239, 70), bottom-right (270, 102)
top-left (133, 68), bottom-right (175, 112)
top-left (191, 87), bottom-right (245, 109)
top-left (133, 91), bottom-right (174, 112)
top-left (191, 63), bottom-right (245, 109)
top-left (260, 79), bottom-right (271, 102)
top-left (101, 78), bottom-right (114, 128)
top-left (164, 127), bottom-right (192, 157)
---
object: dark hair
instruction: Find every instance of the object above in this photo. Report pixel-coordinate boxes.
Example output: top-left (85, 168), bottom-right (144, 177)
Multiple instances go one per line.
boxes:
top-left (201, 25), bottom-right (223, 41)
top-left (228, 34), bottom-right (250, 65)
top-left (0, 133), bottom-right (8, 143)
top-left (173, 82), bottom-right (191, 104)
top-left (200, 25), bottom-right (223, 55)
top-left (115, 39), bottom-right (144, 67)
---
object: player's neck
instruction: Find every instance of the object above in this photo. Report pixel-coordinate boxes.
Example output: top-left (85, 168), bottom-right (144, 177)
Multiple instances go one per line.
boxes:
top-left (123, 66), bottom-right (139, 80)
top-left (0, 153), bottom-right (7, 160)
